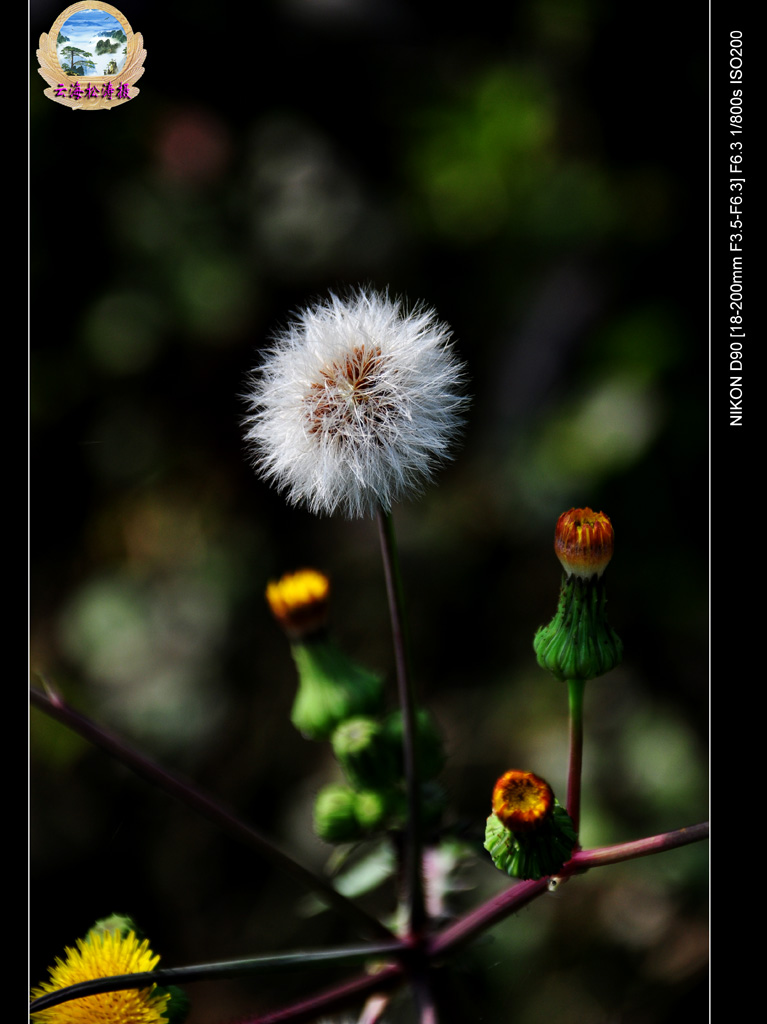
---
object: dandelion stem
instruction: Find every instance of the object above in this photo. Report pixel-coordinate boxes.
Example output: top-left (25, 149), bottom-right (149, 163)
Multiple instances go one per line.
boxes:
top-left (376, 507), bottom-right (426, 940)
top-left (29, 687), bottom-right (396, 943)
top-left (566, 677), bottom-right (586, 839)
top-left (29, 944), bottom-right (406, 1013)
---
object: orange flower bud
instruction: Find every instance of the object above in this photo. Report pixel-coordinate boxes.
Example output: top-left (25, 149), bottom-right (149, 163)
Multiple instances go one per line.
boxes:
top-left (266, 569), bottom-right (330, 639)
top-left (554, 508), bottom-right (614, 579)
top-left (491, 770), bottom-right (554, 833)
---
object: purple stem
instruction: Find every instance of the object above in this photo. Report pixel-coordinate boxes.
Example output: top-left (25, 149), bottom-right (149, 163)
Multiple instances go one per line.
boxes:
top-left (233, 963), bottom-right (404, 1024)
top-left (427, 878), bottom-right (550, 958)
top-left (566, 677), bottom-right (585, 838)
top-left (566, 822), bottom-right (710, 872)
top-left (412, 967), bottom-right (440, 1024)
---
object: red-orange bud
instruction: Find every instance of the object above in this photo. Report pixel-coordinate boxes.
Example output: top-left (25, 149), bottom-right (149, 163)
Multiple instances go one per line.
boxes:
top-left (491, 770), bottom-right (554, 833)
top-left (554, 508), bottom-right (614, 579)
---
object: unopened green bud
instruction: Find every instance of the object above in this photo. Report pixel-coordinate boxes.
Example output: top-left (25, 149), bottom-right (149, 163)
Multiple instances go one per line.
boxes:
top-left (331, 717), bottom-right (399, 790)
top-left (484, 770), bottom-right (576, 880)
top-left (383, 709), bottom-right (446, 781)
top-left (290, 641), bottom-right (384, 740)
top-left (388, 780), bottom-right (447, 832)
top-left (353, 789), bottom-right (389, 832)
top-left (534, 508), bottom-right (622, 682)
top-left (313, 783), bottom-right (363, 842)
top-left (313, 783), bottom-right (390, 842)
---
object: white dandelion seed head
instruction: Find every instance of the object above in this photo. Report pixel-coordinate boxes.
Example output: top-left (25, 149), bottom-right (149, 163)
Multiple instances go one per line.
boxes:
top-left (243, 288), bottom-right (468, 518)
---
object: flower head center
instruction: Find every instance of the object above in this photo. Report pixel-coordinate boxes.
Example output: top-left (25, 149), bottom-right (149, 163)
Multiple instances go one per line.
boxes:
top-left (492, 770), bottom-right (554, 832)
top-left (244, 288), bottom-right (466, 517)
top-left (305, 344), bottom-right (395, 439)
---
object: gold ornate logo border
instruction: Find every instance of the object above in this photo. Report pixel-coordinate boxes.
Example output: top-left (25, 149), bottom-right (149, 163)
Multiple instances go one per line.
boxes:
top-left (37, 2), bottom-right (145, 110)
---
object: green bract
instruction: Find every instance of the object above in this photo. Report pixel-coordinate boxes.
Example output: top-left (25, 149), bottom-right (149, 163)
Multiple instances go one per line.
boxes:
top-left (382, 708), bottom-right (446, 782)
top-left (484, 803), bottom-right (577, 880)
top-left (331, 716), bottom-right (400, 790)
top-left (289, 640), bottom-right (384, 740)
top-left (533, 574), bottom-right (622, 682)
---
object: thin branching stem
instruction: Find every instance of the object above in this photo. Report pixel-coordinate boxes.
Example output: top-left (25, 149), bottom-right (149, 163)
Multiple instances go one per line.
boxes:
top-left (231, 963), bottom-right (404, 1024)
top-left (566, 822), bottom-right (710, 871)
top-left (412, 968), bottom-right (440, 1024)
top-left (29, 944), bottom-right (406, 1014)
top-left (29, 687), bottom-right (396, 944)
top-left (376, 507), bottom-right (427, 939)
top-left (428, 878), bottom-right (550, 958)
top-left (429, 821), bottom-right (709, 960)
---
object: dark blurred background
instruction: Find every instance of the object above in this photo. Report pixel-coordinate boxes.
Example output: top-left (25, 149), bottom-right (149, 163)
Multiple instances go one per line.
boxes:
top-left (30, 1), bottom-right (708, 1021)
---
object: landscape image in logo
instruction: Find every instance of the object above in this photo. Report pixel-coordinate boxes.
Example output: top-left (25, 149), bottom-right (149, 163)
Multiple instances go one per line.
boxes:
top-left (57, 8), bottom-right (127, 77)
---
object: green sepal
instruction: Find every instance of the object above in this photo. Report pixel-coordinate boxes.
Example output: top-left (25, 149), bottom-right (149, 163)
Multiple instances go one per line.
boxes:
top-left (533, 574), bottom-right (622, 682)
top-left (290, 640), bottom-right (384, 740)
top-left (85, 913), bottom-right (139, 942)
top-left (154, 985), bottom-right (191, 1024)
top-left (484, 803), bottom-right (577, 880)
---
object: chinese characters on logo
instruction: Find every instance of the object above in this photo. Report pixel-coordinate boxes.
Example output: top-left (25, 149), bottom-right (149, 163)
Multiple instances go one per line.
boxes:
top-left (53, 80), bottom-right (131, 101)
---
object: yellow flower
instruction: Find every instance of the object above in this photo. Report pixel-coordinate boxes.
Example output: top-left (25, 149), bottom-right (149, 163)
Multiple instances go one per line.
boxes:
top-left (30, 929), bottom-right (170, 1024)
top-left (554, 507), bottom-right (614, 579)
top-left (266, 568), bottom-right (330, 639)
